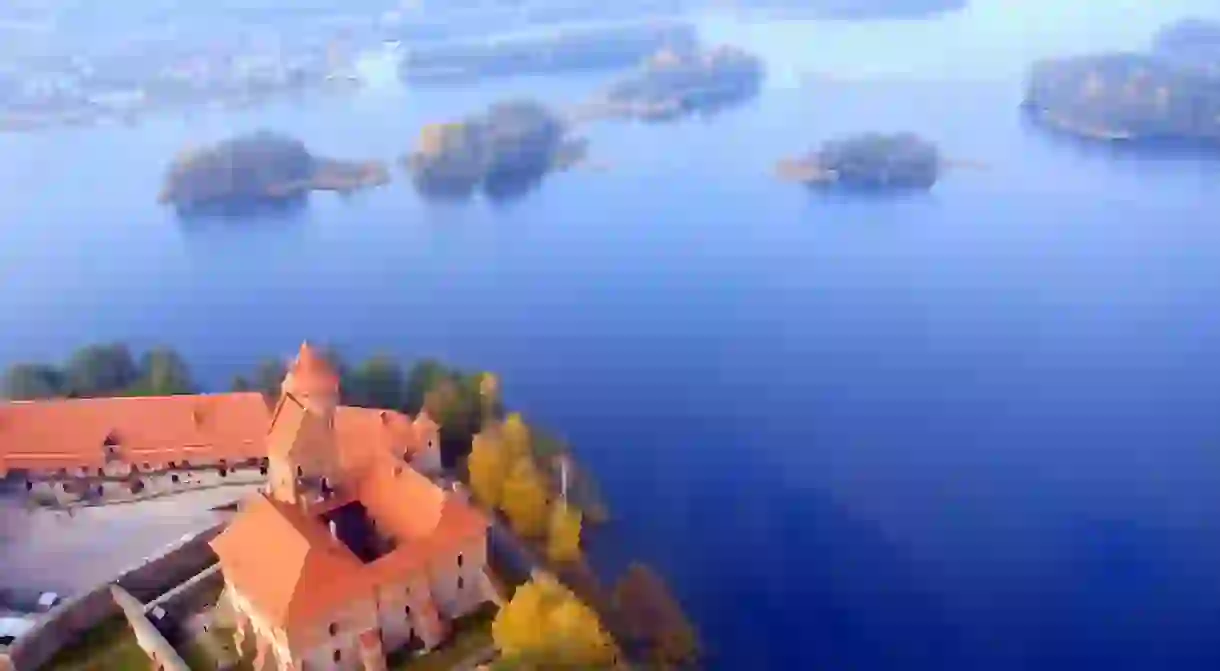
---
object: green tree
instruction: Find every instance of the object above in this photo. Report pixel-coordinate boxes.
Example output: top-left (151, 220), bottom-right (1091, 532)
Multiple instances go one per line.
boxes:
top-left (64, 343), bottom-right (139, 397)
top-left (134, 347), bottom-right (195, 395)
top-left (405, 359), bottom-right (450, 413)
top-left (3, 364), bottom-right (65, 400)
top-left (345, 355), bottom-right (406, 409)
top-left (248, 358), bottom-right (288, 400)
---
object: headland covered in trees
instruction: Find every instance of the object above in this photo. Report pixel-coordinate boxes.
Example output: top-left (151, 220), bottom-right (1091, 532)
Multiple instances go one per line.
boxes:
top-left (158, 131), bottom-right (389, 216)
top-left (397, 20), bottom-right (699, 86)
top-left (586, 44), bottom-right (766, 122)
top-left (1023, 18), bottom-right (1220, 147)
top-left (1, 342), bottom-right (701, 668)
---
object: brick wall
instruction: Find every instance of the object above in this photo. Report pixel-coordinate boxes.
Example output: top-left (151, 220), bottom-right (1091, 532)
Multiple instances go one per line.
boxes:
top-left (8, 521), bottom-right (225, 671)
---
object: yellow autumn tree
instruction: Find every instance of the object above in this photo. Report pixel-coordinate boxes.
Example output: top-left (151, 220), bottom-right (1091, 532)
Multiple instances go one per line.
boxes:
top-left (548, 591), bottom-right (617, 668)
top-left (502, 412), bottom-right (533, 461)
top-left (492, 579), bottom-right (550, 661)
top-left (467, 431), bottom-right (509, 508)
top-left (499, 457), bottom-right (550, 538)
top-left (493, 575), bottom-right (617, 669)
top-left (546, 500), bottom-right (583, 563)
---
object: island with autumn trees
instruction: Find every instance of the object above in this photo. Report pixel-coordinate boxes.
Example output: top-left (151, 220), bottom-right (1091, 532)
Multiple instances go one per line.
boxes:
top-left (158, 131), bottom-right (390, 216)
top-left (404, 100), bottom-right (588, 200)
top-left (2, 343), bottom-right (701, 669)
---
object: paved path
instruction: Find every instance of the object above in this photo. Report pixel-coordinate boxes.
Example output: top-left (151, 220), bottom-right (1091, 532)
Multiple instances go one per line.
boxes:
top-left (0, 486), bottom-right (254, 596)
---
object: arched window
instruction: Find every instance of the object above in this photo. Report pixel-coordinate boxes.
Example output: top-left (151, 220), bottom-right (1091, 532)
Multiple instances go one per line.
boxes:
top-left (457, 553), bottom-right (464, 568)
top-left (404, 605), bottom-right (411, 616)
top-left (328, 622), bottom-right (338, 636)
top-left (333, 650), bottom-right (341, 663)
top-left (457, 576), bottom-right (464, 590)
top-left (96, 468), bottom-right (104, 478)
top-left (296, 466), bottom-right (303, 478)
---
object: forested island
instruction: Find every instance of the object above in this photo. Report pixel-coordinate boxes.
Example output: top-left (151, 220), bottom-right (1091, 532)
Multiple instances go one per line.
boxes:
top-left (776, 132), bottom-right (942, 190)
top-left (158, 131), bottom-right (389, 215)
top-left (404, 100), bottom-right (587, 199)
top-left (584, 45), bottom-right (765, 122)
top-left (1024, 19), bottom-right (1220, 147)
top-left (397, 20), bottom-right (698, 85)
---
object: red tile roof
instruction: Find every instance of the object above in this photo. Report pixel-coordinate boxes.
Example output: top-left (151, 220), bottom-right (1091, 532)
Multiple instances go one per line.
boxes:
top-left (212, 396), bottom-right (486, 640)
top-left (0, 392), bottom-right (271, 472)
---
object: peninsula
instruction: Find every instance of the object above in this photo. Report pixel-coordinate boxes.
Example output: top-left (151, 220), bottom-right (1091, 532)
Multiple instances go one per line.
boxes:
top-left (1023, 21), bottom-right (1220, 147)
top-left (397, 20), bottom-right (698, 85)
top-left (585, 45), bottom-right (766, 122)
top-left (158, 131), bottom-right (389, 215)
top-left (404, 100), bottom-right (587, 199)
top-left (776, 132), bottom-right (942, 190)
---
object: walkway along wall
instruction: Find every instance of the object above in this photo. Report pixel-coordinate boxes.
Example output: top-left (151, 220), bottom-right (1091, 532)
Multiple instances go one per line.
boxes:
top-left (7, 520), bottom-right (226, 671)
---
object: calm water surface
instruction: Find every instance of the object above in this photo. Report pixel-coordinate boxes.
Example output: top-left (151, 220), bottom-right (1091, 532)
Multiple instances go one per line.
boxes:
top-left (5, 1), bottom-right (1220, 668)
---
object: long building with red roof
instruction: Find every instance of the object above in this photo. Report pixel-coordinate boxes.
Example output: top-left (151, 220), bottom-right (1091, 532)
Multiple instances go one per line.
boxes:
top-left (0, 343), bottom-right (442, 489)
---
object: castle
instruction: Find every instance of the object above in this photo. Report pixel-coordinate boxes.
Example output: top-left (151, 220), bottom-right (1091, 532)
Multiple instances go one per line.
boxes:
top-left (0, 344), bottom-right (493, 671)
top-left (211, 345), bottom-right (492, 670)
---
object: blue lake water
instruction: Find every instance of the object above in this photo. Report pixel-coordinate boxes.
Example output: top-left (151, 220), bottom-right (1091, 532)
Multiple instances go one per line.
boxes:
top-left (7, 0), bottom-right (1220, 668)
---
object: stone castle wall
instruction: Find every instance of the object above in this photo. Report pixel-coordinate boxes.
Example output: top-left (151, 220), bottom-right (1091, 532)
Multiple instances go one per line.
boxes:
top-left (7, 521), bottom-right (225, 671)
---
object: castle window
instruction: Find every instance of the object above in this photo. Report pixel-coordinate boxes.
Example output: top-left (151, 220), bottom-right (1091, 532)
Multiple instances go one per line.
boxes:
top-left (96, 468), bottom-right (104, 477)
top-left (333, 650), bottom-right (341, 662)
top-left (328, 622), bottom-right (337, 636)
top-left (458, 576), bottom-right (464, 590)
top-left (171, 474), bottom-right (180, 484)
top-left (169, 461), bottom-right (177, 469)
top-left (457, 553), bottom-right (464, 568)
top-left (404, 605), bottom-right (411, 616)
top-left (25, 480), bottom-right (32, 491)
top-left (297, 466), bottom-right (303, 478)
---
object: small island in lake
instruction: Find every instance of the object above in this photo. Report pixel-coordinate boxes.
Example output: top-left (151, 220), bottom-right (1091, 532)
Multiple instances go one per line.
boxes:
top-left (584, 45), bottom-right (766, 122)
top-left (404, 100), bottom-right (588, 199)
top-left (159, 131), bottom-right (389, 215)
top-left (776, 133), bottom-right (942, 190)
top-left (1023, 20), bottom-right (1220, 147)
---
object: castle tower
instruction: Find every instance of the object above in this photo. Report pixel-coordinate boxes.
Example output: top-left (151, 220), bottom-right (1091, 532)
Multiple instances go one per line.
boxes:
top-left (267, 342), bottom-right (343, 506)
top-left (281, 341), bottom-right (340, 425)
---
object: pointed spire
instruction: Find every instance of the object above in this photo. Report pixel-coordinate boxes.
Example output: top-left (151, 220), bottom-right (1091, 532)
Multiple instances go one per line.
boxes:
top-left (282, 341), bottom-right (340, 397)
